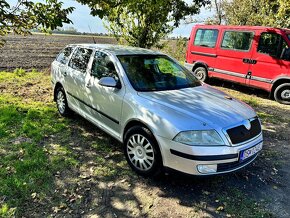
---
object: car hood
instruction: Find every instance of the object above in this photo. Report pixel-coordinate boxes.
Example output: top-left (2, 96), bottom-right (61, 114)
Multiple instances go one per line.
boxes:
top-left (137, 84), bottom-right (256, 128)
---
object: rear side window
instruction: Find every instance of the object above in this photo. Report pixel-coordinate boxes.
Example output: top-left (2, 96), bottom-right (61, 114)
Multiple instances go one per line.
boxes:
top-left (221, 31), bottom-right (254, 51)
top-left (194, 29), bottom-right (218, 48)
top-left (68, 47), bottom-right (92, 73)
top-left (258, 32), bottom-right (288, 58)
top-left (56, 47), bottom-right (74, 64)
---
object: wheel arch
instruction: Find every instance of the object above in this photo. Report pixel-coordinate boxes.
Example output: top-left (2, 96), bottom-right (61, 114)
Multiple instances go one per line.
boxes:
top-left (123, 119), bottom-right (156, 142)
top-left (191, 61), bottom-right (208, 73)
top-left (271, 77), bottom-right (290, 98)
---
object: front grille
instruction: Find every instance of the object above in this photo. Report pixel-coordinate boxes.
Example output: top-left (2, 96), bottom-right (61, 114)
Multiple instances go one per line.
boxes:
top-left (226, 118), bottom-right (261, 144)
top-left (217, 154), bottom-right (257, 172)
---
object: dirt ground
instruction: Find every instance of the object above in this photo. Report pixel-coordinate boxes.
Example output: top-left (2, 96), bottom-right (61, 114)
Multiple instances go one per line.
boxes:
top-left (0, 34), bottom-right (116, 71)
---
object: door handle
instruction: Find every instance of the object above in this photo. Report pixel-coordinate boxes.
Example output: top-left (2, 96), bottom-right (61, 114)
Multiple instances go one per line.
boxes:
top-left (243, 59), bottom-right (257, 64)
top-left (243, 58), bottom-right (250, 63)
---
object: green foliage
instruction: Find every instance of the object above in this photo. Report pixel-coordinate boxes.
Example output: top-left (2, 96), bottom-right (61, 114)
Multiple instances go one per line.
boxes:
top-left (162, 37), bottom-right (187, 62)
top-left (77, 0), bottom-right (209, 48)
top-left (222, 0), bottom-right (290, 28)
top-left (0, 0), bottom-right (74, 46)
top-left (13, 68), bottom-right (26, 77)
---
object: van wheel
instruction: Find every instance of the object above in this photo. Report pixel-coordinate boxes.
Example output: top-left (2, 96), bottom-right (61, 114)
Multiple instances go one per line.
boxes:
top-left (193, 67), bottom-right (207, 82)
top-left (274, 83), bottom-right (290, 105)
top-left (124, 126), bottom-right (162, 177)
top-left (56, 87), bottom-right (72, 116)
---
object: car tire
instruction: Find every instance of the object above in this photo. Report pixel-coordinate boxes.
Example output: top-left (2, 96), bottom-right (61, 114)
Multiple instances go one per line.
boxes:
top-left (274, 83), bottom-right (290, 105)
top-left (193, 66), bottom-right (208, 82)
top-left (55, 86), bottom-right (72, 116)
top-left (124, 126), bottom-right (163, 177)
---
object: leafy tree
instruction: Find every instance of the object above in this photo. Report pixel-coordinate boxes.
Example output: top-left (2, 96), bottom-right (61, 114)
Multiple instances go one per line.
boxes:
top-left (205, 0), bottom-right (225, 25)
top-left (222, 0), bottom-right (290, 28)
top-left (77, 0), bottom-right (209, 48)
top-left (0, 0), bottom-right (74, 46)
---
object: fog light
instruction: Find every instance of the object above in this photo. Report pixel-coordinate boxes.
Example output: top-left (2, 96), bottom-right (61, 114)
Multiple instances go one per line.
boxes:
top-left (197, 164), bottom-right (217, 174)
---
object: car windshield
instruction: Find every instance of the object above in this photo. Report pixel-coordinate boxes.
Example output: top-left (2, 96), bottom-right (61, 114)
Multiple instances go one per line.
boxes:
top-left (117, 55), bottom-right (201, 91)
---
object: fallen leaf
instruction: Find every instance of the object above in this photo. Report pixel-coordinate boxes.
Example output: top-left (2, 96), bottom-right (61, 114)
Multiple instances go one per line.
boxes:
top-left (216, 206), bottom-right (224, 211)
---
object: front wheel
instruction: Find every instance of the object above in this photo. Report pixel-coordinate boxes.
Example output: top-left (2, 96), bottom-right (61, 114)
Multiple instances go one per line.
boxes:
top-left (193, 67), bottom-right (208, 82)
top-left (124, 126), bottom-right (162, 177)
top-left (274, 83), bottom-right (290, 105)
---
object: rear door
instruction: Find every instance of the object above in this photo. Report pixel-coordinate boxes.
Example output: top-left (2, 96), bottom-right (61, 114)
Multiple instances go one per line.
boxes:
top-left (66, 47), bottom-right (93, 111)
top-left (213, 29), bottom-right (255, 84)
top-left (248, 30), bottom-right (290, 91)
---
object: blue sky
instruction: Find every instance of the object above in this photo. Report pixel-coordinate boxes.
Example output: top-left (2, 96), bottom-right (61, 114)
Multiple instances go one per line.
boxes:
top-left (7, 0), bottom-right (212, 37)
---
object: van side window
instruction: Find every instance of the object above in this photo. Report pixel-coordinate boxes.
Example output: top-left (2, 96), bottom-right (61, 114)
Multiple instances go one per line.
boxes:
top-left (194, 29), bottom-right (218, 48)
top-left (258, 32), bottom-right (288, 58)
top-left (56, 46), bottom-right (74, 65)
top-left (221, 31), bottom-right (254, 51)
top-left (69, 47), bottom-right (93, 73)
top-left (91, 51), bottom-right (119, 81)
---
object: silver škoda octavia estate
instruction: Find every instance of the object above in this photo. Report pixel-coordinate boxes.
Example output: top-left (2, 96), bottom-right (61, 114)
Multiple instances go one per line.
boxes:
top-left (51, 44), bottom-right (263, 176)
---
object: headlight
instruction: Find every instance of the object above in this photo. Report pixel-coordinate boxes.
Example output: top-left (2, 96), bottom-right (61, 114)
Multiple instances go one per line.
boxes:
top-left (173, 130), bottom-right (224, 146)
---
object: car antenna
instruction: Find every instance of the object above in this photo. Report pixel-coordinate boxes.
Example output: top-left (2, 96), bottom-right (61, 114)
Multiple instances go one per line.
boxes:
top-left (88, 25), bottom-right (96, 44)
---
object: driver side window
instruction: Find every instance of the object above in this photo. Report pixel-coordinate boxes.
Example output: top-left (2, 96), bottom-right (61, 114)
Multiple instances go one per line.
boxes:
top-left (92, 51), bottom-right (119, 81)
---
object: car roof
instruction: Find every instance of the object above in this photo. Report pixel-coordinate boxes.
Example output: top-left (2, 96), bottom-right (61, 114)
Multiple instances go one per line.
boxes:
top-left (68, 44), bottom-right (164, 56)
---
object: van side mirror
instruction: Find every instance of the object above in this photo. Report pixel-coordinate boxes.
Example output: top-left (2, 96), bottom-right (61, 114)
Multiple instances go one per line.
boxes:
top-left (281, 48), bottom-right (290, 61)
top-left (98, 77), bottom-right (121, 89)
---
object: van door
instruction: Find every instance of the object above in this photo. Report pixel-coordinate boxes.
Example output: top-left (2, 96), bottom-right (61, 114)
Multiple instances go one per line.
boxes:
top-left (83, 50), bottom-right (125, 138)
top-left (66, 47), bottom-right (93, 112)
top-left (247, 31), bottom-right (290, 92)
top-left (213, 30), bottom-right (255, 84)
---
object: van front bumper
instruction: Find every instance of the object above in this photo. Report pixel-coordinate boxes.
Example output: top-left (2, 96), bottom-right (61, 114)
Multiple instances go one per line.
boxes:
top-left (156, 133), bottom-right (263, 175)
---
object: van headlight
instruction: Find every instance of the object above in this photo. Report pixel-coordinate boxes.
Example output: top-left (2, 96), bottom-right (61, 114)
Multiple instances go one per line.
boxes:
top-left (173, 130), bottom-right (224, 146)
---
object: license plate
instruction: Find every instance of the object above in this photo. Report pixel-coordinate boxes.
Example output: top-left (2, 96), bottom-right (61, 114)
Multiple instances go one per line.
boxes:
top-left (240, 142), bottom-right (263, 161)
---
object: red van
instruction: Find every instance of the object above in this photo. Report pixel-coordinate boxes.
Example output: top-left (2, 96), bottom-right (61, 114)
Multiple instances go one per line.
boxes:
top-left (185, 25), bottom-right (290, 104)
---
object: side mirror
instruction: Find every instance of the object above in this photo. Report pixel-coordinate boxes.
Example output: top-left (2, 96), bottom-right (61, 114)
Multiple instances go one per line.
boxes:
top-left (98, 77), bottom-right (121, 89)
top-left (281, 48), bottom-right (290, 61)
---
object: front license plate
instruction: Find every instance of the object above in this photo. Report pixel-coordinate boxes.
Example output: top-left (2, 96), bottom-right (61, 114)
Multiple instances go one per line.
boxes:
top-left (240, 142), bottom-right (263, 161)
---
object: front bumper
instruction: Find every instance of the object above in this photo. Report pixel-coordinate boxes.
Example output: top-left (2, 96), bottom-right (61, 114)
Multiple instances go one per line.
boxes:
top-left (156, 133), bottom-right (263, 175)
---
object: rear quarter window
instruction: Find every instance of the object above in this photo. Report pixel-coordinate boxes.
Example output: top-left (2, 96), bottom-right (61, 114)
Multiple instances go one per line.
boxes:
top-left (56, 46), bottom-right (74, 64)
top-left (221, 31), bottom-right (254, 51)
top-left (194, 29), bottom-right (218, 48)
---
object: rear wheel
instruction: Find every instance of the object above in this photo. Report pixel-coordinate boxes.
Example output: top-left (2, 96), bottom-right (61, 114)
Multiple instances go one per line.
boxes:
top-left (56, 86), bottom-right (72, 116)
top-left (193, 67), bottom-right (208, 82)
top-left (274, 83), bottom-right (290, 105)
top-left (124, 126), bottom-right (162, 177)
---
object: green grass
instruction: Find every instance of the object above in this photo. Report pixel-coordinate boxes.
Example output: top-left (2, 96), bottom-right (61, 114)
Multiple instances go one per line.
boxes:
top-left (0, 71), bottom-right (74, 217)
top-left (0, 70), bottom-right (133, 216)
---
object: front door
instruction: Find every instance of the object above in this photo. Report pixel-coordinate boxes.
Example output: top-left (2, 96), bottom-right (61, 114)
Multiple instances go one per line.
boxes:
top-left (248, 31), bottom-right (290, 91)
top-left (83, 51), bottom-right (125, 138)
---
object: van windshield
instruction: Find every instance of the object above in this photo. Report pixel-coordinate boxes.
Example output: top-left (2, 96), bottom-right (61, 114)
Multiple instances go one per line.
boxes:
top-left (117, 55), bottom-right (201, 92)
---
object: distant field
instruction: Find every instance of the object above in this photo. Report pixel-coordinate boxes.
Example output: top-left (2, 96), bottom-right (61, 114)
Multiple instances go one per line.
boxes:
top-left (0, 34), bottom-right (117, 71)
top-left (0, 34), bottom-right (184, 72)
